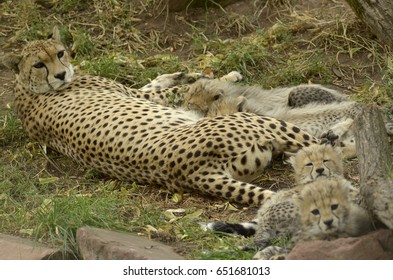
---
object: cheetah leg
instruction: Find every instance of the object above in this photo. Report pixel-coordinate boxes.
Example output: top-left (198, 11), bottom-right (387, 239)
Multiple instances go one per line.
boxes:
top-left (218, 71), bottom-right (243, 82)
top-left (385, 122), bottom-right (393, 135)
top-left (228, 144), bottom-right (273, 183)
top-left (190, 172), bottom-right (274, 206)
top-left (339, 137), bottom-right (357, 159)
top-left (321, 118), bottom-right (354, 145)
top-left (253, 230), bottom-right (276, 249)
top-left (253, 246), bottom-right (289, 260)
top-left (329, 118), bottom-right (354, 139)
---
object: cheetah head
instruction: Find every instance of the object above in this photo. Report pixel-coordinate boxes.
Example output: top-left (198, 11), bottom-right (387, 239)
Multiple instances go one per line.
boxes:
top-left (288, 144), bottom-right (343, 185)
top-left (295, 177), bottom-right (351, 239)
top-left (206, 96), bottom-right (247, 117)
top-left (183, 79), bottom-right (225, 115)
top-left (2, 26), bottom-right (74, 94)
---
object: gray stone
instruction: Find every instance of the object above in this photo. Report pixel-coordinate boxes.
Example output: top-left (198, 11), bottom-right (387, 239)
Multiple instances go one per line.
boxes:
top-left (287, 229), bottom-right (393, 260)
top-left (0, 233), bottom-right (62, 260)
top-left (76, 227), bottom-right (184, 260)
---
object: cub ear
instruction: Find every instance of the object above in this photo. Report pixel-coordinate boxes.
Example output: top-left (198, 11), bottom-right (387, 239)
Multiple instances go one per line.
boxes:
top-left (48, 26), bottom-right (62, 42)
top-left (292, 191), bottom-right (303, 205)
top-left (236, 96), bottom-right (247, 112)
top-left (213, 89), bottom-right (224, 101)
top-left (284, 153), bottom-right (296, 164)
top-left (1, 53), bottom-right (21, 73)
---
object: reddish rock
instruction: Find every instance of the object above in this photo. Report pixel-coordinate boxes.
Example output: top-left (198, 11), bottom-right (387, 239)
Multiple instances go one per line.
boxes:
top-left (76, 227), bottom-right (184, 260)
top-left (287, 229), bottom-right (393, 260)
top-left (0, 233), bottom-right (62, 260)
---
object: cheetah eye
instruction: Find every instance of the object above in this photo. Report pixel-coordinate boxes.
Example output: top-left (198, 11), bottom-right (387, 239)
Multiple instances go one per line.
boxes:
top-left (305, 162), bottom-right (313, 167)
top-left (323, 159), bottom-right (329, 163)
top-left (33, 62), bottom-right (45, 69)
top-left (311, 209), bottom-right (320, 215)
top-left (57, 50), bottom-right (65, 59)
top-left (213, 94), bottom-right (221, 101)
top-left (331, 204), bottom-right (339, 210)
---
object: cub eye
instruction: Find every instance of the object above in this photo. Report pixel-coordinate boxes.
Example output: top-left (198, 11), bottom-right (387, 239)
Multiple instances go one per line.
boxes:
top-left (323, 159), bottom-right (330, 163)
top-left (213, 94), bottom-right (221, 101)
top-left (311, 209), bottom-right (320, 215)
top-left (331, 204), bottom-right (339, 210)
top-left (57, 50), bottom-right (65, 58)
top-left (33, 62), bottom-right (45, 69)
top-left (305, 162), bottom-right (313, 166)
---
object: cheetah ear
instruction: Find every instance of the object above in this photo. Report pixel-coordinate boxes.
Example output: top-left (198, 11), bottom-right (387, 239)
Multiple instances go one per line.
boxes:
top-left (292, 192), bottom-right (303, 205)
top-left (213, 89), bottom-right (224, 101)
top-left (1, 53), bottom-right (21, 73)
top-left (48, 26), bottom-right (62, 42)
top-left (284, 152), bottom-right (297, 162)
top-left (236, 96), bottom-right (247, 112)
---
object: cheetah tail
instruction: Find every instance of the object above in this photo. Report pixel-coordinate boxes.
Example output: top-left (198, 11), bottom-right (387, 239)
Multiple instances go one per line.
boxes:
top-left (200, 220), bottom-right (258, 237)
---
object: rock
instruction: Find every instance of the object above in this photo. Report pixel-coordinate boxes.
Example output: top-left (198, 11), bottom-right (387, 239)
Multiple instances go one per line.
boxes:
top-left (76, 227), bottom-right (184, 260)
top-left (0, 233), bottom-right (62, 260)
top-left (287, 229), bottom-right (393, 260)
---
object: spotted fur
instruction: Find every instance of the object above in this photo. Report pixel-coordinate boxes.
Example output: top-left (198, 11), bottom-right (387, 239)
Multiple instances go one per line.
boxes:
top-left (4, 27), bottom-right (321, 206)
top-left (183, 78), bottom-right (347, 116)
top-left (206, 144), bottom-right (347, 236)
top-left (253, 176), bottom-right (372, 260)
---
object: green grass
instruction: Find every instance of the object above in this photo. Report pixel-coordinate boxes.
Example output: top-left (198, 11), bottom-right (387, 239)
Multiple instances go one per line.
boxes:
top-left (0, 110), bottom-right (27, 147)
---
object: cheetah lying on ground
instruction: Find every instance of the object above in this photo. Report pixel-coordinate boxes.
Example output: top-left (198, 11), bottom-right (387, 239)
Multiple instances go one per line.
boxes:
top-left (184, 78), bottom-right (348, 116)
top-left (2, 27), bottom-right (323, 206)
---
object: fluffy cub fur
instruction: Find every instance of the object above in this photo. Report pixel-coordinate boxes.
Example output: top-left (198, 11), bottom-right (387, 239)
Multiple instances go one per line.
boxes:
top-left (206, 144), bottom-right (348, 236)
top-left (253, 176), bottom-right (372, 260)
top-left (184, 78), bottom-right (347, 116)
top-left (287, 143), bottom-right (344, 184)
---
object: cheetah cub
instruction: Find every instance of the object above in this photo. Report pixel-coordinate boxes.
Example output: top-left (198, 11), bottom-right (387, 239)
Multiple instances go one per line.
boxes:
top-left (253, 176), bottom-right (372, 260)
top-left (205, 144), bottom-right (351, 236)
top-left (287, 143), bottom-right (343, 185)
top-left (184, 78), bottom-right (347, 116)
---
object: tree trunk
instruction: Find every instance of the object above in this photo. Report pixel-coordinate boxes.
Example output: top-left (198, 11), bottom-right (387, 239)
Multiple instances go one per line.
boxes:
top-left (345, 0), bottom-right (393, 46)
top-left (354, 106), bottom-right (393, 229)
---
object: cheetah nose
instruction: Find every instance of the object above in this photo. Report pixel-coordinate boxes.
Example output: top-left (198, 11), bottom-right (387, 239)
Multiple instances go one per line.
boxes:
top-left (54, 71), bottom-right (66, 81)
top-left (323, 219), bottom-right (333, 227)
top-left (316, 167), bottom-right (325, 175)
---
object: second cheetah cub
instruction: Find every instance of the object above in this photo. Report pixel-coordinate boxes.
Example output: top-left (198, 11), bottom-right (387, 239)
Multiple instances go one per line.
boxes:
top-left (254, 176), bottom-right (372, 260)
top-left (287, 143), bottom-right (343, 185)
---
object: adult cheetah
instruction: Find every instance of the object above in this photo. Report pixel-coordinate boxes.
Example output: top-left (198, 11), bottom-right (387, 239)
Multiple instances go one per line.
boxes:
top-left (3, 27), bottom-right (320, 206)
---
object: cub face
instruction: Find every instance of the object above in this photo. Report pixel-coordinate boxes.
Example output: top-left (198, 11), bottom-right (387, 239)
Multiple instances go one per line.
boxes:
top-left (206, 96), bottom-right (246, 117)
top-left (5, 27), bottom-right (74, 94)
top-left (295, 177), bottom-right (351, 238)
top-left (289, 144), bottom-right (343, 184)
top-left (183, 79), bottom-right (224, 114)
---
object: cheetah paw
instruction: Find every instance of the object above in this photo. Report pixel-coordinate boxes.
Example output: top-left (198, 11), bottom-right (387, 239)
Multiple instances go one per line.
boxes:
top-left (219, 71), bottom-right (243, 82)
top-left (321, 130), bottom-right (339, 146)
